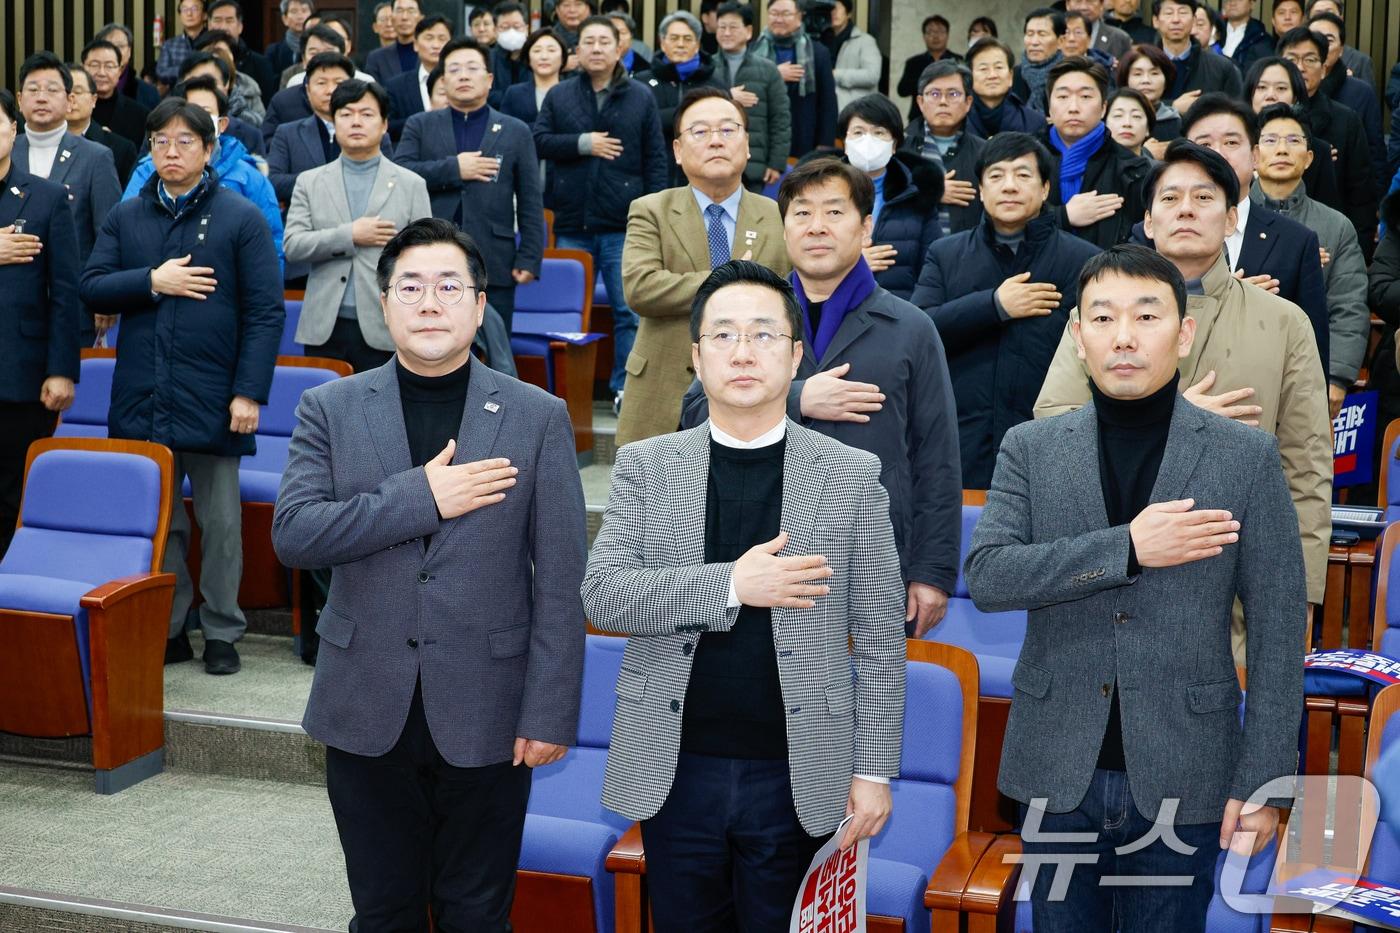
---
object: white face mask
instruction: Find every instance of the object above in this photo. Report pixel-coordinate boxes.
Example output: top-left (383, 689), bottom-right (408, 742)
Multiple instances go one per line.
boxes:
top-left (845, 134), bottom-right (893, 172)
top-left (496, 28), bottom-right (528, 51)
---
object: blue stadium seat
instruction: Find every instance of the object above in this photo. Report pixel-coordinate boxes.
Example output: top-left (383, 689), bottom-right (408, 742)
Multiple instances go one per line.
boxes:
top-left (55, 354), bottom-right (116, 438)
top-left (280, 300), bottom-right (304, 357)
top-left (0, 439), bottom-right (175, 793)
top-left (239, 361), bottom-right (344, 504)
top-left (519, 634), bottom-right (631, 933)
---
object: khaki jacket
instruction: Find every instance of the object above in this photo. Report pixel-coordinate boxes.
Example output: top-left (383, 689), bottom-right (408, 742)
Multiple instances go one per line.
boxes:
top-left (1033, 253), bottom-right (1332, 605)
top-left (616, 186), bottom-right (790, 446)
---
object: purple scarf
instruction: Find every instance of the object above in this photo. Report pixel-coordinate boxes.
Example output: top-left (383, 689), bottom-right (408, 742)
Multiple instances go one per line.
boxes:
top-left (791, 258), bottom-right (878, 362)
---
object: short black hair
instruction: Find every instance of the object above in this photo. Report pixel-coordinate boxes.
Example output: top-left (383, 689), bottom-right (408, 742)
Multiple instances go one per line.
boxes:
top-left (1180, 90), bottom-right (1259, 145)
top-left (689, 260), bottom-right (803, 344)
top-left (425, 64), bottom-right (444, 97)
top-left (179, 50), bottom-right (232, 85)
top-left (468, 6), bottom-right (494, 24)
top-left (1144, 138), bottom-right (1241, 206)
top-left (208, 0), bottom-right (245, 20)
top-left (1306, 10), bottom-right (1345, 32)
top-left (716, 2), bottom-right (754, 26)
top-left (1275, 25), bottom-right (1327, 59)
top-left (969, 15), bottom-right (999, 38)
top-left (578, 14), bottom-right (621, 40)
top-left (194, 29), bottom-right (238, 53)
top-left (922, 14), bottom-right (950, 31)
top-left (0, 90), bottom-right (18, 125)
top-left (416, 13), bottom-right (454, 36)
top-left (1257, 101), bottom-right (1313, 144)
top-left (145, 97), bottom-right (218, 147)
top-left (837, 93), bottom-right (904, 149)
top-left (18, 52), bottom-right (73, 94)
top-left (440, 36), bottom-right (491, 69)
top-left (601, 0), bottom-right (630, 12)
top-left (1305, 0), bottom-right (1343, 12)
top-left (494, 1), bottom-right (527, 17)
top-left (67, 63), bottom-right (95, 93)
top-left (172, 75), bottom-right (230, 117)
top-left (377, 217), bottom-right (488, 294)
top-left (777, 157), bottom-right (875, 220)
top-left (305, 51), bottom-right (356, 81)
top-left (1107, 86), bottom-right (1157, 135)
top-left (302, 22), bottom-right (347, 52)
top-left (674, 86), bottom-right (747, 134)
top-left (1024, 7), bottom-right (1067, 34)
top-left (331, 78), bottom-right (391, 118)
top-left (1243, 55), bottom-right (1307, 106)
top-left (1078, 244), bottom-right (1188, 319)
top-left (1151, 0), bottom-right (1199, 14)
top-left (95, 23), bottom-right (134, 50)
top-left (1116, 43), bottom-right (1177, 91)
top-left (967, 36), bottom-right (1015, 71)
top-left (975, 131), bottom-right (1053, 183)
top-left (1200, 7), bottom-right (1227, 43)
top-left (917, 59), bottom-right (973, 96)
top-left (521, 28), bottom-right (567, 62)
top-left (81, 38), bottom-right (122, 64)
top-left (1047, 55), bottom-right (1110, 100)
top-left (1063, 10), bottom-right (1089, 29)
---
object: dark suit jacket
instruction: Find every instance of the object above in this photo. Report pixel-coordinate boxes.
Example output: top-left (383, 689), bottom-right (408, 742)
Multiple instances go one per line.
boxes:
top-left (1130, 206), bottom-right (1329, 383)
top-left (394, 107), bottom-right (545, 284)
top-left (272, 360), bottom-right (587, 766)
top-left (261, 85), bottom-right (313, 146)
top-left (91, 93), bottom-right (149, 149)
top-left (12, 132), bottom-right (121, 262)
top-left (82, 122), bottom-right (138, 189)
top-left (500, 82), bottom-right (541, 126)
top-left (0, 169), bottom-right (81, 402)
top-left (365, 43), bottom-right (414, 86)
top-left (385, 68), bottom-right (425, 143)
top-left (1166, 41), bottom-right (1243, 103)
top-left (267, 116), bottom-right (394, 206)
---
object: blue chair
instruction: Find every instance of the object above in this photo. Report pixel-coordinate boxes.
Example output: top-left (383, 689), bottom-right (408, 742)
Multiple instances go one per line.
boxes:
top-left (279, 299), bottom-right (304, 357)
top-left (0, 438), bottom-right (175, 793)
top-left (763, 162), bottom-right (794, 200)
top-left (515, 634), bottom-right (631, 933)
top-left (55, 353), bottom-right (117, 438)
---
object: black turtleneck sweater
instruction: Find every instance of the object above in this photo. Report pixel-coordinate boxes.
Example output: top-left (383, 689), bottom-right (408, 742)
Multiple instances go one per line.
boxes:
top-left (681, 435), bottom-right (788, 759)
top-left (398, 357), bottom-right (471, 544)
top-left (1089, 371), bottom-right (1179, 771)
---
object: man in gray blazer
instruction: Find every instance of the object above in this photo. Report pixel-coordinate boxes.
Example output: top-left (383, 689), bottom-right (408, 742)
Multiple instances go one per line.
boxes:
top-left (284, 80), bottom-right (430, 373)
top-left (272, 218), bottom-right (587, 931)
top-left (965, 245), bottom-right (1306, 932)
top-left (395, 36), bottom-right (544, 334)
top-left (583, 260), bottom-right (906, 933)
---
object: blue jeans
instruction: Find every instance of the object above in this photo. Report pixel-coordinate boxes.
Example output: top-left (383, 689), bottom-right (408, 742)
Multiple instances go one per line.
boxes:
top-left (1019, 769), bottom-right (1219, 933)
top-left (555, 231), bottom-right (637, 394)
top-left (640, 753), bottom-right (829, 933)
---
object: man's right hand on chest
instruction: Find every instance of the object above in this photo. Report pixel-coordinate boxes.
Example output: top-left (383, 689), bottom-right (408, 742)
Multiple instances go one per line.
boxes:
top-left (732, 530), bottom-right (832, 609)
top-left (424, 439), bottom-right (518, 519)
top-left (1129, 499), bottom-right (1239, 568)
top-left (799, 362), bottom-right (884, 423)
top-left (151, 254), bottom-right (217, 300)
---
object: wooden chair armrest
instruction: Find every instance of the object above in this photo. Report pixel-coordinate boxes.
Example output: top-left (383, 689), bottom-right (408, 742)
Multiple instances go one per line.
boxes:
top-left (606, 822), bottom-right (646, 875)
top-left (81, 573), bottom-right (177, 611)
top-left (925, 830), bottom-right (996, 911)
top-left (962, 833), bottom-right (1025, 914)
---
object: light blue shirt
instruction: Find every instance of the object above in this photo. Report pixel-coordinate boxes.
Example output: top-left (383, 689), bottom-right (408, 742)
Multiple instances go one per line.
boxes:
top-left (691, 184), bottom-right (743, 253)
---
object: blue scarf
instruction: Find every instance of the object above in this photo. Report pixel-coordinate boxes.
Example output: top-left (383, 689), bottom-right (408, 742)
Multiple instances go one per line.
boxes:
top-left (1050, 122), bottom-right (1107, 201)
top-left (674, 53), bottom-right (702, 80)
top-left (621, 49), bottom-right (635, 72)
top-left (792, 257), bottom-right (878, 362)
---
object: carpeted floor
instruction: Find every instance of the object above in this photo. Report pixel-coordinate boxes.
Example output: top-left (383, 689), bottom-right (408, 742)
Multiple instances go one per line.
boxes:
top-left (0, 763), bottom-right (351, 930)
top-left (166, 633), bottom-right (313, 722)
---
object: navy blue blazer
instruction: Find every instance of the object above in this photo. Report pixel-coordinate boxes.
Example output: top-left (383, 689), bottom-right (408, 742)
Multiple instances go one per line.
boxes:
top-left (0, 169), bottom-right (81, 402)
top-left (395, 107), bottom-right (545, 285)
top-left (500, 82), bottom-right (541, 126)
top-left (365, 43), bottom-right (414, 86)
top-left (1131, 206), bottom-right (1329, 381)
top-left (11, 132), bottom-right (120, 262)
top-left (261, 85), bottom-right (313, 146)
top-left (385, 68), bottom-right (424, 143)
top-left (267, 116), bottom-right (396, 205)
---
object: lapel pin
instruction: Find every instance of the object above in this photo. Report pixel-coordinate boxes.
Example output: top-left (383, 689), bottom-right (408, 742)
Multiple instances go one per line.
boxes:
top-left (387, 181), bottom-right (395, 188)
top-left (745, 230), bottom-right (757, 239)
top-left (492, 123), bottom-right (501, 132)
top-left (1259, 232), bottom-right (1267, 238)
top-left (59, 150), bottom-right (71, 161)
top-left (484, 402), bottom-right (500, 413)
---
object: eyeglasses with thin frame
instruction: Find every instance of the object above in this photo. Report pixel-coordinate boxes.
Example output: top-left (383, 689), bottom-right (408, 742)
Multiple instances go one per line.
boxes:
top-left (150, 133), bottom-right (203, 152)
top-left (1284, 53), bottom-right (1322, 67)
top-left (21, 83), bottom-right (67, 96)
top-left (683, 122), bottom-right (744, 144)
top-left (698, 330), bottom-right (794, 351)
top-left (920, 88), bottom-right (965, 102)
top-left (1258, 133), bottom-right (1308, 148)
top-left (391, 278), bottom-right (474, 305)
top-left (85, 59), bottom-right (122, 72)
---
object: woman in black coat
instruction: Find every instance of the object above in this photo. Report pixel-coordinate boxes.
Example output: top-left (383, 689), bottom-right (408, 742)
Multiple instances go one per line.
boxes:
top-left (826, 93), bottom-right (943, 301)
top-left (635, 11), bottom-right (726, 186)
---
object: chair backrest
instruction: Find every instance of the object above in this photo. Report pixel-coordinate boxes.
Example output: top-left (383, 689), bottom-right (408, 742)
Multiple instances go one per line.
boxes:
top-left (869, 640), bottom-right (978, 870)
top-left (1375, 525), bottom-right (1400, 657)
top-left (1, 439), bottom-right (173, 585)
top-left (56, 355), bottom-right (117, 437)
top-left (243, 357), bottom-right (350, 475)
top-left (280, 301), bottom-right (304, 356)
top-left (1365, 683), bottom-right (1400, 881)
top-left (953, 503), bottom-right (982, 599)
top-left (1377, 418), bottom-right (1400, 522)
top-left (512, 249), bottom-right (595, 337)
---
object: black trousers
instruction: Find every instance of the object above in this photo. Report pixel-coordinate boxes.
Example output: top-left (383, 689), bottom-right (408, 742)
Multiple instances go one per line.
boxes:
top-left (306, 317), bottom-right (394, 375)
top-left (485, 284), bottom-right (516, 338)
top-left (0, 400), bottom-right (58, 559)
top-left (325, 682), bottom-right (532, 933)
top-left (640, 752), bottom-right (828, 933)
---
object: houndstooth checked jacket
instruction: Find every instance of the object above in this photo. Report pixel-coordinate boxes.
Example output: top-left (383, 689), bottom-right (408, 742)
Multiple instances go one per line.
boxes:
top-left (581, 420), bottom-right (907, 836)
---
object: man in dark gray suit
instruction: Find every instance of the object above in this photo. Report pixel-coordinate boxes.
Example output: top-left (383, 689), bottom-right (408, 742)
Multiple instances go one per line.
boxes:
top-left (272, 218), bottom-right (586, 931)
top-left (965, 245), bottom-right (1306, 932)
top-left (396, 36), bottom-right (543, 334)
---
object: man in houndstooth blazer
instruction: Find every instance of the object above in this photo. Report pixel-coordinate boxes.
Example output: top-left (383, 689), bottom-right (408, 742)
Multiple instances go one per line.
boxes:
top-left (582, 260), bottom-right (907, 933)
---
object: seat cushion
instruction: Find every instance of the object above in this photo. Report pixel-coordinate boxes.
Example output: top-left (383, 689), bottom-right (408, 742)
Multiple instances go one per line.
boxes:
top-left (867, 856), bottom-right (929, 932)
top-left (0, 572), bottom-right (95, 710)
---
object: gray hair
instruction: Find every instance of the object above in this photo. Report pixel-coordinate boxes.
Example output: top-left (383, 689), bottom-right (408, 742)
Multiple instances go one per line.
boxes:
top-left (280, 0), bottom-right (316, 14)
top-left (95, 23), bottom-right (135, 47)
top-left (658, 10), bottom-right (702, 41)
top-left (607, 11), bottom-right (638, 32)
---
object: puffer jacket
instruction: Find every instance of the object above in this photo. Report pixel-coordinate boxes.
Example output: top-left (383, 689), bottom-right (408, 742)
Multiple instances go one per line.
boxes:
top-left (636, 53), bottom-right (727, 186)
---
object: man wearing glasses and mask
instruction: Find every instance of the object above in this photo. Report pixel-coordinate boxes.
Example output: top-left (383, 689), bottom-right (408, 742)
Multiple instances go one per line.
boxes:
top-left (273, 217), bottom-right (587, 931)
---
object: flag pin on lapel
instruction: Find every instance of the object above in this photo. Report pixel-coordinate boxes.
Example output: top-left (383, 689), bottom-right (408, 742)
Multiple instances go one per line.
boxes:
top-left (59, 150), bottom-right (71, 162)
top-left (492, 123), bottom-right (501, 132)
top-left (484, 402), bottom-right (500, 413)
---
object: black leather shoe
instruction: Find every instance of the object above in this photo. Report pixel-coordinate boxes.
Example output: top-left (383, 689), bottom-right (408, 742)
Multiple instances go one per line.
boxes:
top-left (203, 639), bottom-right (241, 675)
top-left (165, 631), bottom-right (193, 665)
